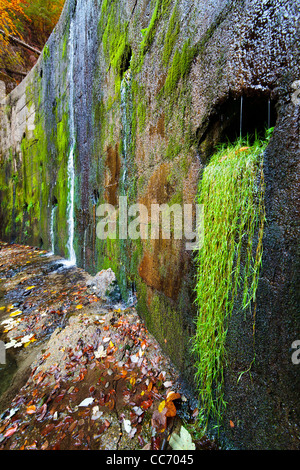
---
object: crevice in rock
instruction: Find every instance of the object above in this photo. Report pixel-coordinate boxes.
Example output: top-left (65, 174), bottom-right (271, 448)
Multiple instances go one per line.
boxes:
top-left (119, 45), bottom-right (132, 78)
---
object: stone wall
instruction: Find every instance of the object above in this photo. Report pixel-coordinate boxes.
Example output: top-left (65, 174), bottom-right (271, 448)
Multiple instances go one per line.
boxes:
top-left (0, 0), bottom-right (299, 449)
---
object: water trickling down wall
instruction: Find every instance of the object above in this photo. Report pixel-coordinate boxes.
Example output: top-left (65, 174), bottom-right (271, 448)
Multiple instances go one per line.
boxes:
top-left (0, 0), bottom-right (299, 449)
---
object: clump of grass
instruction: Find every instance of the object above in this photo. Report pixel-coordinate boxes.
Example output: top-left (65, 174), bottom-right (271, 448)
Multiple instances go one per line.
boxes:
top-left (192, 132), bottom-right (271, 431)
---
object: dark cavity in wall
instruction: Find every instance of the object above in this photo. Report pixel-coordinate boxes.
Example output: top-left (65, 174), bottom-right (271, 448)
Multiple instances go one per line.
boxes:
top-left (119, 45), bottom-right (132, 77)
top-left (92, 189), bottom-right (99, 205)
top-left (52, 195), bottom-right (58, 206)
top-left (196, 91), bottom-right (277, 163)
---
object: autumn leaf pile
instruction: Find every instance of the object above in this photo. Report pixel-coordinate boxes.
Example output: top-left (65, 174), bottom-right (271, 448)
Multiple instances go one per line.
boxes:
top-left (0, 242), bottom-right (192, 450)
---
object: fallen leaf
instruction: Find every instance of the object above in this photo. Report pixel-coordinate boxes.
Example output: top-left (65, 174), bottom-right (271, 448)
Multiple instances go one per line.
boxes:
top-left (130, 354), bottom-right (139, 363)
top-left (166, 391), bottom-right (181, 402)
top-left (21, 334), bottom-right (35, 344)
top-left (25, 286), bottom-right (35, 291)
top-left (95, 345), bottom-right (106, 359)
top-left (230, 420), bottom-right (235, 428)
top-left (36, 404), bottom-right (47, 421)
top-left (163, 380), bottom-right (172, 388)
top-left (78, 397), bottom-right (94, 407)
top-left (142, 443), bottom-right (151, 450)
top-left (151, 409), bottom-right (167, 433)
top-left (165, 400), bottom-right (177, 417)
top-left (91, 406), bottom-right (103, 421)
top-left (5, 339), bottom-right (17, 349)
top-left (9, 310), bottom-right (22, 317)
top-left (169, 426), bottom-right (195, 450)
top-left (132, 406), bottom-right (144, 417)
top-left (158, 400), bottom-right (166, 413)
top-left (26, 442), bottom-right (37, 450)
top-left (76, 304), bottom-right (83, 309)
top-left (4, 424), bottom-right (18, 438)
top-left (26, 405), bottom-right (36, 414)
top-left (123, 419), bottom-right (132, 434)
top-left (106, 398), bottom-right (115, 411)
top-left (41, 440), bottom-right (49, 450)
top-left (141, 398), bottom-right (153, 410)
top-left (68, 421), bottom-right (78, 433)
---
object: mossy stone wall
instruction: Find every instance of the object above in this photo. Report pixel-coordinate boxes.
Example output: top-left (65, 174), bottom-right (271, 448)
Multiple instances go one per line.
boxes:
top-left (0, 0), bottom-right (299, 449)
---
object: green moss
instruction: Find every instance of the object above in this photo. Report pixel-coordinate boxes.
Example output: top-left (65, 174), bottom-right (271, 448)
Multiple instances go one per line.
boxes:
top-left (100, 1), bottom-right (129, 78)
top-left (141, 0), bottom-right (173, 54)
top-left (137, 102), bottom-right (146, 132)
top-left (162, 6), bottom-right (180, 65)
top-left (4, 103), bottom-right (11, 117)
top-left (55, 111), bottom-right (70, 254)
top-left (62, 31), bottom-right (68, 59)
top-left (140, 0), bottom-right (160, 55)
top-left (43, 44), bottom-right (50, 60)
top-left (130, 0), bottom-right (174, 74)
top-left (147, 292), bottom-right (189, 370)
top-left (162, 40), bottom-right (196, 97)
top-left (165, 136), bottom-right (182, 161)
top-left (192, 134), bottom-right (269, 432)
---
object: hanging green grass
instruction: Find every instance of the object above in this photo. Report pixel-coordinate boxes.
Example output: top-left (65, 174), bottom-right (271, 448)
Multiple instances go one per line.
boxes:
top-left (192, 132), bottom-right (271, 430)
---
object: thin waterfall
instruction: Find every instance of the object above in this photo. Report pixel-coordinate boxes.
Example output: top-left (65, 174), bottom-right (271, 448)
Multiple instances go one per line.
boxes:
top-left (120, 69), bottom-right (132, 192)
top-left (240, 95), bottom-right (243, 138)
top-left (83, 227), bottom-right (87, 270)
top-left (119, 68), bottom-right (137, 308)
top-left (50, 205), bottom-right (57, 254)
top-left (268, 98), bottom-right (271, 129)
top-left (66, 17), bottom-right (76, 265)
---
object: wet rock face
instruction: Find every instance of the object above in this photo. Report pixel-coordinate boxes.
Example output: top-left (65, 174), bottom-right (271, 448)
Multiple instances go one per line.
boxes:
top-left (86, 268), bottom-right (122, 303)
top-left (0, 0), bottom-right (299, 449)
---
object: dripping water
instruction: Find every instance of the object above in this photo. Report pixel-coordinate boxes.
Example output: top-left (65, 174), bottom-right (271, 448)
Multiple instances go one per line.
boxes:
top-left (50, 205), bottom-right (57, 254)
top-left (239, 95), bottom-right (243, 138)
top-left (120, 69), bottom-right (132, 192)
top-left (66, 17), bottom-right (76, 265)
top-left (119, 68), bottom-right (137, 307)
top-left (83, 227), bottom-right (87, 270)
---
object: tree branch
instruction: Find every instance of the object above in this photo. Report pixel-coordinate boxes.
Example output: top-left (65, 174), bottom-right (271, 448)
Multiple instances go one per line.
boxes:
top-left (0, 29), bottom-right (41, 55)
top-left (3, 67), bottom-right (27, 77)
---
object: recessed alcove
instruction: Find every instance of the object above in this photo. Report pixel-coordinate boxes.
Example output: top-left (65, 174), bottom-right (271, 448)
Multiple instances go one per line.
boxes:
top-left (119, 44), bottom-right (132, 78)
top-left (196, 91), bottom-right (277, 163)
top-left (52, 196), bottom-right (58, 206)
top-left (92, 189), bottom-right (100, 204)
